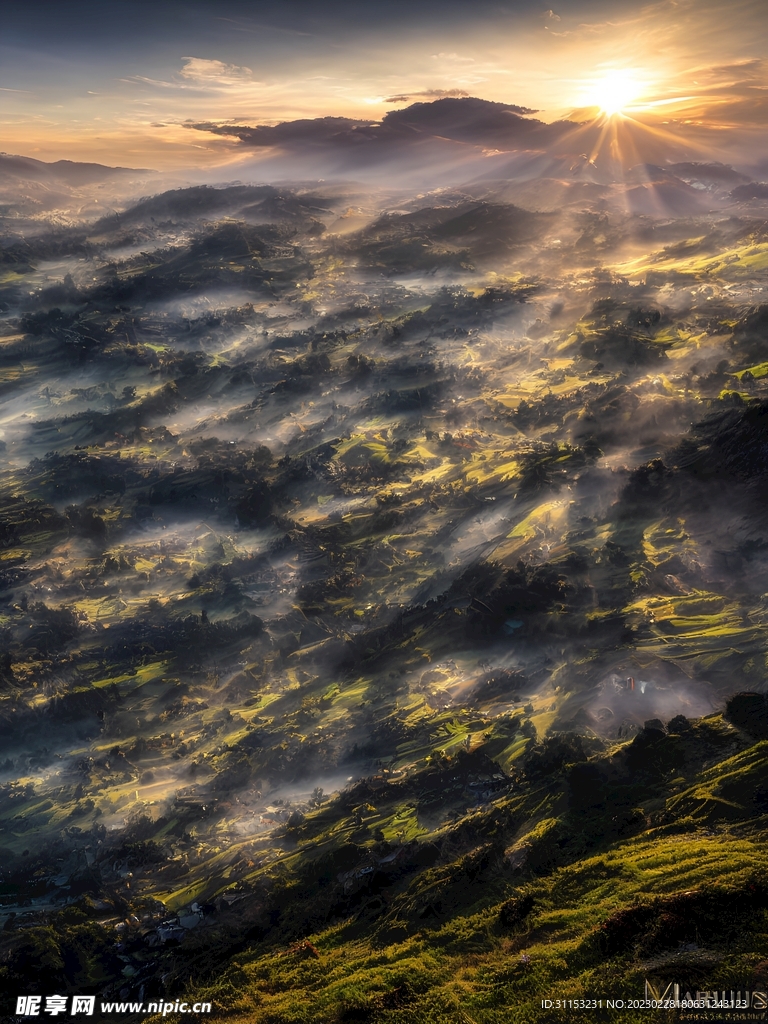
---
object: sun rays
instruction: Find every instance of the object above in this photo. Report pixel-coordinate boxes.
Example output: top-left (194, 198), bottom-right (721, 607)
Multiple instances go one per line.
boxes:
top-left (586, 69), bottom-right (646, 117)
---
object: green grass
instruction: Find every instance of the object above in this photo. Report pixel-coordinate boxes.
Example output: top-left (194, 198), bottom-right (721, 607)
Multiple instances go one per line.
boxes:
top-left (132, 720), bottom-right (768, 1023)
top-left (146, 829), bottom-right (768, 1023)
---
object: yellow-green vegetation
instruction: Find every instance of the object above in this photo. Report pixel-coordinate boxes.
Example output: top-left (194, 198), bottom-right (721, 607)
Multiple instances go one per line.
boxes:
top-left (4, 176), bottom-right (768, 1022)
top-left (143, 719), bottom-right (768, 1024)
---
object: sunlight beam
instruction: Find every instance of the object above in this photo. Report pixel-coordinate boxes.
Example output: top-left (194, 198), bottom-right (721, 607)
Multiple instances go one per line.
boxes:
top-left (585, 69), bottom-right (645, 117)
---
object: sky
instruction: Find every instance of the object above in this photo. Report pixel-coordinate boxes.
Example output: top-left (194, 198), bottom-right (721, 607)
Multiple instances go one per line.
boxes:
top-left (2, 0), bottom-right (767, 171)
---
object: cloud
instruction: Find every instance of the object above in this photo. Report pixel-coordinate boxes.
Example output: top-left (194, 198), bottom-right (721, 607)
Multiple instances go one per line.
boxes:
top-left (545, 9), bottom-right (561, 20)
top-left (189, 96), bottom-right (567, 185)
top-left (431, 53), bottom-right (476, 63)
top-left (384, 88), bottom-right (470, 103)
top-left (655, 57), bottom-right (768, 131)
top-left (179, 57), bottom-right (255, 86)
top-left (124, 76), bottom-right (179, 89)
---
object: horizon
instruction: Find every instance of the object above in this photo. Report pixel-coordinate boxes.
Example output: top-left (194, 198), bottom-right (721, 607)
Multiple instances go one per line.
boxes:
top-left (2, 0), bottom-right (768, 173)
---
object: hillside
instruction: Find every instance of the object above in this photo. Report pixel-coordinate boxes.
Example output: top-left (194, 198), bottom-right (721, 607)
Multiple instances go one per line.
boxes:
top-left (2, 170), bottom-right (768, 1021)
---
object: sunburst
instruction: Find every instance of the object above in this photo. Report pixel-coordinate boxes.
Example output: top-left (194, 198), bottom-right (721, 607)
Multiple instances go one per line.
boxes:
top-left (587, 69), bottom-right (644, 117)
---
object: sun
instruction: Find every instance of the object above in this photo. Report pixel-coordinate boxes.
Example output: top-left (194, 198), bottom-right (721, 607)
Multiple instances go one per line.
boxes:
top-left (587, 69), bottom-right (644, 116)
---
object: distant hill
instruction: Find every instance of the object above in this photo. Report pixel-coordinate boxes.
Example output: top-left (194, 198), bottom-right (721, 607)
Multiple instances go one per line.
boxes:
top-left (0, 152), bottom-right (151, 186)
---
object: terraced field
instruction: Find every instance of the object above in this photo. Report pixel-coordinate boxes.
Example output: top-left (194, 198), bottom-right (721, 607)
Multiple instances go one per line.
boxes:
top-left (2, 162), bottom-right (768, 1021)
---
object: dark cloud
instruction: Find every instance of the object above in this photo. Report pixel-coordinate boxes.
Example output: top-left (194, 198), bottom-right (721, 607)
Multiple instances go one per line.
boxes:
top-left (186, 96), bottom-right (581, 185)
top-left (192, 97), bottom-right (569, 181)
